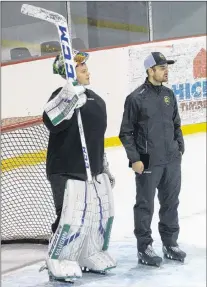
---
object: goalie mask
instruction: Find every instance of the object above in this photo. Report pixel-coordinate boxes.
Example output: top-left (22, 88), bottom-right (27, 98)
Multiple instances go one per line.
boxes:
top-left (53, 50), bottom-right (89, 79)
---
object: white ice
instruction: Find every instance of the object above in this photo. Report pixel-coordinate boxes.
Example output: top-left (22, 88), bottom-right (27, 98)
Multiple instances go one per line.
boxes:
top-left (2, 133), bottom-right (206, 287)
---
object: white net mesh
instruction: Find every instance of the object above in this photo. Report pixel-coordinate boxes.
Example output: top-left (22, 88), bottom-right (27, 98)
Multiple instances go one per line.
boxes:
top-left (1, 116), bottom-right (56, 243)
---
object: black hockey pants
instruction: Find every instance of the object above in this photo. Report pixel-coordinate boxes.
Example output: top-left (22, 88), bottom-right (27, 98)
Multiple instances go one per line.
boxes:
top-left (134, 157), bottom-right (182, 252)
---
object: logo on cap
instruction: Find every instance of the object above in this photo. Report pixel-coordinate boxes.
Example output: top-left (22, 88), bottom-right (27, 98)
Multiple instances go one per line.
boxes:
top-left (159, 53), bottom-right (165, 60)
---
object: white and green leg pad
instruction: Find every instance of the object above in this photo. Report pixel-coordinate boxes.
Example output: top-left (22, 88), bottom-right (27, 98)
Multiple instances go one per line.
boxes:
top-left (47, 179), bottom-right (94, 281)
top-left (78, 173), bottom-right (117, 273)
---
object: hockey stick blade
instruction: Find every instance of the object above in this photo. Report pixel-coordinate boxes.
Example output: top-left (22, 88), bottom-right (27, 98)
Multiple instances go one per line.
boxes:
top-left (21, 4), bottom-right (66, 26)
top-left (21, 4), bottom-right (75, 79)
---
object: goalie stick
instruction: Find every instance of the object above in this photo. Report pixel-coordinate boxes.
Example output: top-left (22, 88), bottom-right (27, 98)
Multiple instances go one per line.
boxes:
top-left (21, 4), bottom-right (93, 182)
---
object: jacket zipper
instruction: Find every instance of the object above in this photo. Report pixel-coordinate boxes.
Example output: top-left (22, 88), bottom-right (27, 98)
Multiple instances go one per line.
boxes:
top-left (158, 90), bottom-right (167, 159)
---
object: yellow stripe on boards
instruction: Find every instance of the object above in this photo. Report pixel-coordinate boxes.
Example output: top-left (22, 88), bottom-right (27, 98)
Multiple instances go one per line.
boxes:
top-left (1, 150), bottom-right (47, 173)
top-left (181, 122), bottom-right (206, 135)
top-left (1, 122), bottom-right (206, 173)
top-left (104, 137), bottom-right (122, 148)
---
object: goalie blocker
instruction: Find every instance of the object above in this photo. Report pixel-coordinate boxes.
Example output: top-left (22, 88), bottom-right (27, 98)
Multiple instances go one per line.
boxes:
top-left (42, 50), bottom-right (116, 281)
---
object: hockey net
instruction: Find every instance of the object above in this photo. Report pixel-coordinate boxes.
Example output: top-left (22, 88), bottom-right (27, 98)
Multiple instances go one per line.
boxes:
top-left (1, 116), bottom-right (56, 244)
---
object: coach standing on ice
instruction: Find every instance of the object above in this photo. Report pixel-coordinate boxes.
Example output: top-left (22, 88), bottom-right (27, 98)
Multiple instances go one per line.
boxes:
top-left (119, 52), bottom-right (186, 267)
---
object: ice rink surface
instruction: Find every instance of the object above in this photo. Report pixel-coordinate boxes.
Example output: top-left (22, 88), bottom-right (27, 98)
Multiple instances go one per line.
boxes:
top-left (2, 132), bottom-right (206, 287)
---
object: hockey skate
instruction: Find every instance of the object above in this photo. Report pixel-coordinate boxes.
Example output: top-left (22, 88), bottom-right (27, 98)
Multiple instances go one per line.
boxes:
top-left (163, 245), bottom-right (186, 263)
top-left (138, 245), bottom-right (162, 267)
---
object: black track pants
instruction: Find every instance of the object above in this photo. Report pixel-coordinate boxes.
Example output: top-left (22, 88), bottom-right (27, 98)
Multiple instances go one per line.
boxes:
top-left (134, 158), bottom-right (181, 252)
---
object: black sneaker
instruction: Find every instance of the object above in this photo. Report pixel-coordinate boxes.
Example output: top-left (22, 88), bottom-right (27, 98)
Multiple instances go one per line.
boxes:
top-left (163, 245), bottom-right (186, 262)
top-left (138, 245), bottom-right (162, 267)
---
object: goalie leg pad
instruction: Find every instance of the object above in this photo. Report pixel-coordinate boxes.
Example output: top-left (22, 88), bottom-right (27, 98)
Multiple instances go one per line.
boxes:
top-left (92, 173), bottom-right (115, 252)
top-left (47, 178), bottom-right (94, 279)
top-left (99, 173), bottom-right (115, 251)
top-left (78, 173), bottom-right (116, 271)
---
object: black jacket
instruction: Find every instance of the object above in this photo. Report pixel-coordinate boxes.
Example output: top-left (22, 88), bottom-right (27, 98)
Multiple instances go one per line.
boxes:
top-left (43, 88), bottom-right (107, 180)
top-left (119, 78), bottom-right (185, 167)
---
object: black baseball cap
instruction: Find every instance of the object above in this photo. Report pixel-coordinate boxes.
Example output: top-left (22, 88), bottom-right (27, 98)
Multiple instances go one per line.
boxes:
top-left (144, 52), bottom-right (175, 70)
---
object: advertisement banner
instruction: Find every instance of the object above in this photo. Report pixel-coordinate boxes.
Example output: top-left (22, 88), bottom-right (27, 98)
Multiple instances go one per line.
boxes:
top-left (128, 37), bottom-right (206, 125)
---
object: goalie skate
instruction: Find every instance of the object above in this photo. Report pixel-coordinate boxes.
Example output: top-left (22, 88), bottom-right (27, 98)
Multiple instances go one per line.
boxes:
top-left (79, 251), bottom-right (116, 274)
top-left (40, 258), bottom-right (82, 283)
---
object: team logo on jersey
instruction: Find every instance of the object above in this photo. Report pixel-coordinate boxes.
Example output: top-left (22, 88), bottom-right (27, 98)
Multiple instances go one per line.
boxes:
top-left (164, 96), bottom-right (170, 105)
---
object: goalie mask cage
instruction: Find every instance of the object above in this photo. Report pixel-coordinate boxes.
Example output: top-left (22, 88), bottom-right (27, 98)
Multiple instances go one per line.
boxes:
top-left (1, 116), bottom-right (56, 244)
